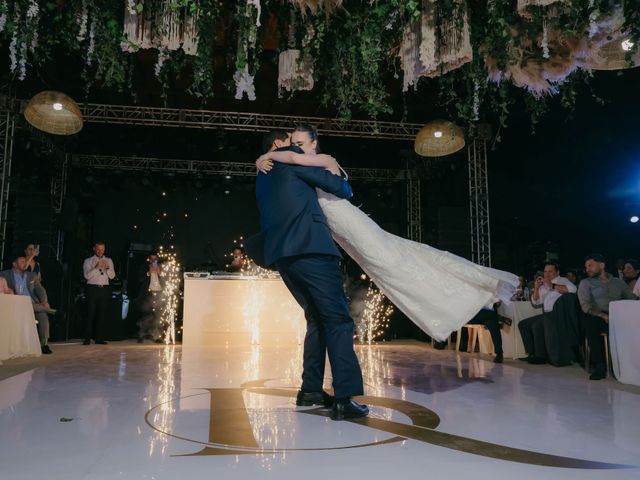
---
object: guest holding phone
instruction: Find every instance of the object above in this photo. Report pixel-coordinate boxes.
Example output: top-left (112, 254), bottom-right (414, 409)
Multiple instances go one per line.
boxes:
top-left (24, 243), bottom-right (42, 283)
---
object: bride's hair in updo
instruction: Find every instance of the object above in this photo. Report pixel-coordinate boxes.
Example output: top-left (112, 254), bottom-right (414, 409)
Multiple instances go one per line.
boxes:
top-left (293, 123), bottom-right (321, 153)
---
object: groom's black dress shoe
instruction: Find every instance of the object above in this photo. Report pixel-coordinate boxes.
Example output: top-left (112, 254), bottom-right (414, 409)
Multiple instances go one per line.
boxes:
top-left (330, 399), bottom-right (369, 421)
top-left (296, 390), bottom-right (334, 408)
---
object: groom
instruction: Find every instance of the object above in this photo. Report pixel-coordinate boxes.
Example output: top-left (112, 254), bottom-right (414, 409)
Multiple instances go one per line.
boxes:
top-left (245, 130), bottom-right (368, 421)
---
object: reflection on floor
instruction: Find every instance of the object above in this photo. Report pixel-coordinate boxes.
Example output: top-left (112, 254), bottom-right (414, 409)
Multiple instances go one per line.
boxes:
top-left (1, 341), bottom-right (639, 480)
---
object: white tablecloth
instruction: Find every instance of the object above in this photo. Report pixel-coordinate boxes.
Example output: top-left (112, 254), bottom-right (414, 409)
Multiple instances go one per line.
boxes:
top-left (0, 295), bottom-right (42, 362)
top-left (183, 276), bottom-right (305, 346)
top-left (609, 300), bottom-right (640, 386)
top-left (498, 301), bottom-right (541, 359)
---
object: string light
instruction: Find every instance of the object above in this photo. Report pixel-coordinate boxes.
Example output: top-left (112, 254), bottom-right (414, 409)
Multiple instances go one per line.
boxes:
top-left (355, 282), bottom-right (393, 344)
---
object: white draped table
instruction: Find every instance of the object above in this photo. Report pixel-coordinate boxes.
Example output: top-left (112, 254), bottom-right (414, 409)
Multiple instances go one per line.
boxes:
top-left (609, 300), bottom-right (640, 387)
top-left (183, 273), bottom-right (305, 347)
top-left (0, 295), bottom-right (41, 362)
top-left (498, 301), bottom-right (541, 359)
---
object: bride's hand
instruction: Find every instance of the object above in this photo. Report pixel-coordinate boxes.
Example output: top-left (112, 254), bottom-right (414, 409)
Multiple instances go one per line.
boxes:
top-left (256, 154), bottom-right (274, 174)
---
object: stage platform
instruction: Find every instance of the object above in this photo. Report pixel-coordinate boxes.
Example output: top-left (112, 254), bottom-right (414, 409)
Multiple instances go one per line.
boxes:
top-left (1, 340), bottom-right (639, 480)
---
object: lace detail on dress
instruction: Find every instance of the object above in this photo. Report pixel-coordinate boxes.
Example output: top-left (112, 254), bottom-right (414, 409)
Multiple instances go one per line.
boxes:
top-left (317, 189), bottom-right (518, 341)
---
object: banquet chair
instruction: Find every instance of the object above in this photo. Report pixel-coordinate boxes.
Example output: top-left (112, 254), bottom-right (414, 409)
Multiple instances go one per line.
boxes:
top-left (584, 332), bottom-right (614, 378)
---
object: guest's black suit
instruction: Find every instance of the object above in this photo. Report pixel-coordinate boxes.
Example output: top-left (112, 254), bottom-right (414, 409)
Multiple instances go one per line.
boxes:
top-left (246, 148), bottom-right (362, 398)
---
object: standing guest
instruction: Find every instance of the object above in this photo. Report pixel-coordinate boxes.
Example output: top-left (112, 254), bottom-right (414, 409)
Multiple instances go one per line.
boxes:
top-left (82, 241), bottom-right (116, 345)
top-left (578, 253), bottom-right (635, 380)
top-left (0, 255), bottom-right (56, 353)
top-left (24, 243), bottom-right (42, 283)
top-left (137, 254), bottom-right (164, 343)
top-left (226, 247), bottom-right (248, 273)
top-left (622, 259), bottom-right (640, 297)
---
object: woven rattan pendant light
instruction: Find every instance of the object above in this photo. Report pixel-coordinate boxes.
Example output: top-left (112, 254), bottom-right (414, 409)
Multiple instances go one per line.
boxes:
top-left (24, 91), bottom-right (83, 135)
top-left (414, 120), bottom-right (465, 157)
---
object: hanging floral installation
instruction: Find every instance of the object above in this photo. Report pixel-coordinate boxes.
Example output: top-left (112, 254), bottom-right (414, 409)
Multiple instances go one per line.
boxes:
top-left (121, 0), bottom-right (200, 54)
top-left (0, 0), bottom-right (638, 128)
top-left (288, 0), bottom-right (343, 14)
top-left (277, 7), bottom-right (314, 97)
top-left (233, 0), bottom-right (261, 101)
top-left (400, 0), bottom-right (472, 91)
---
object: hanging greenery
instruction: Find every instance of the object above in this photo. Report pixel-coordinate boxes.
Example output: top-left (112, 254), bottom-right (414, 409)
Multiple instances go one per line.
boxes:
top-left (0, 0), bottom-right (637, 129)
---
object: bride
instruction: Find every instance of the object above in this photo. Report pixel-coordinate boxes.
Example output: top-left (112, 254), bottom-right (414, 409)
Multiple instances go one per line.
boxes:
top-left (256, 124), bottom-right (518, 342)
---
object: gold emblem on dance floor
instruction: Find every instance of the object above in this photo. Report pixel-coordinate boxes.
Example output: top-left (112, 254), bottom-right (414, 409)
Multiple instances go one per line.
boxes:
top-left (144, 379), bottom-right (634, 469)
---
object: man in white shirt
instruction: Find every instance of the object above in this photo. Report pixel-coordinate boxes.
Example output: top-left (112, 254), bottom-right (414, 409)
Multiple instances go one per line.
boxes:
top-left (82, 241), bottom-right (116, 345)
top-left (518, 262), bottom-right (576, 364)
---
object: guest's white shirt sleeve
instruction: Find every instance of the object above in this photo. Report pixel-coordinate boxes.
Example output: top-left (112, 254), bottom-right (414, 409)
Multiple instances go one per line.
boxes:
top-left (566, 280), bottom-right (577, 293)
top-left (554, 277), bottom-right (577, 293)
top-left (532, 284), bottom-right (552, 307)
top-left (634, 281), bottom-right (640, 298)
top-left (105, 258), bottom-right (116, 280)
top-left (83, 256), bottom-right (116, 282)
top-left (83, 257), bottom-right (101, 282)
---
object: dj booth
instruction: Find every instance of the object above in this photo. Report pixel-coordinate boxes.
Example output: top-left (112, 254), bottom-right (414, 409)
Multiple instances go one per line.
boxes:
top-left (182, 272), bottom-right (306, 346)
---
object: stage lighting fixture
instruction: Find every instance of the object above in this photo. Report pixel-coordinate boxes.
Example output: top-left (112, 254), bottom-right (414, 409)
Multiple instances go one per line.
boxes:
top-left (631, 216), bottom-right (639, 224)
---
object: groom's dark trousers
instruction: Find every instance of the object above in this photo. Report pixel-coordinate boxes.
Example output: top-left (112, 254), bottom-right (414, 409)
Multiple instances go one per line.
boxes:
top-left (276, 254), bottom-right (363, 398)
top-left (245, 147), bottom-right (363, 399)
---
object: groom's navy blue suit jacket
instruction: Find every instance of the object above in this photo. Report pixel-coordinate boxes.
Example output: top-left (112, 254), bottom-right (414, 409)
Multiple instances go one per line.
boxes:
top-left (245, 147), bottom-right (353, 267)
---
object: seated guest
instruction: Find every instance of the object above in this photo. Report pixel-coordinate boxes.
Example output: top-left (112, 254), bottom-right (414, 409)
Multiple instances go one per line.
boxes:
top-left (518, 262), bottom-right (576, 364)
top-left (511, 275), bottom-right (530, 301)
top-left (459, 302), bottom-right (506, 363)
top-left (565, 269), bottom-right (580, 288)
top-left (578, 253), bottom-right (635, 380)
top-left (622, 259), bottom-right (640, 297)
top-left (0, 275), bottom-right (12, 294)
top-left (24, 243), bottom-right (42, 283)
top-left (615, 258), bottom-right (626, 280)
top-left (0, 255), bottom-right (56, 354)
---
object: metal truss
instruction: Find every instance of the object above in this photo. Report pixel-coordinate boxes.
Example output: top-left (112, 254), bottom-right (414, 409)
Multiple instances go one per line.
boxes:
top-left (71, 154), bottom-right (407, 182)
top-left (50, 154), bottom-right (69, 214)
top-left (0, 109), bottom-right (16, 268)
top-left (50, 154), bottom-right (69, 261)
top-left (80, 103), bottom-right (423, 141)
top-left (468, 139), bottom-right (491, 267)
top-left (406, 173), bottom-right (422, 242)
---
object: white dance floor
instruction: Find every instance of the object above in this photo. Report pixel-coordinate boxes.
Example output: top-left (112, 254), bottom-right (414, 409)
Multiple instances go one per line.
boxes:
top-left (1, 341), bottom-right (639, 480)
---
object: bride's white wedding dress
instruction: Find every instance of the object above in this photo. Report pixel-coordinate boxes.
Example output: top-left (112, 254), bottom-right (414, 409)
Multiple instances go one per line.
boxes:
top-left (316, 188), bottom-right (519, 342)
